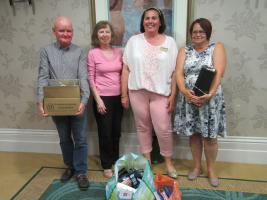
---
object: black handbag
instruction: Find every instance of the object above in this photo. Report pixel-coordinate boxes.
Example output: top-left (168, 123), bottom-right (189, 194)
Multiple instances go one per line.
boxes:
top-left (193, 65), bottom-right (216, 96)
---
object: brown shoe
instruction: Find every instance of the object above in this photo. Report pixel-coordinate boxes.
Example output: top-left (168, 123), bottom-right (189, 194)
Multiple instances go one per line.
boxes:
top-left (76, 174), bottom-right (89, 191)
top-left (60, 168), bottom-right (74, 182)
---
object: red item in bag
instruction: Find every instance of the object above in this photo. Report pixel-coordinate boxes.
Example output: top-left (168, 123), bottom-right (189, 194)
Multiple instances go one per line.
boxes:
top-left (154, 174), bottom-right (182, 200)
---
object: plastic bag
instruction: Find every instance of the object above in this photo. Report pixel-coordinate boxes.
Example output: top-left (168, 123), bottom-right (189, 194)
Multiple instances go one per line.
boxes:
top-left (106, 152), bottom-right (156, 200)
top-left (154, 174), bottom-right (182, 200)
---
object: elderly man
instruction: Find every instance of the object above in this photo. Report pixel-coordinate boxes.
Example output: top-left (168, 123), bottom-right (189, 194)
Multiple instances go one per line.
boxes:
top-left (36, 16), bottom-right (90, 190)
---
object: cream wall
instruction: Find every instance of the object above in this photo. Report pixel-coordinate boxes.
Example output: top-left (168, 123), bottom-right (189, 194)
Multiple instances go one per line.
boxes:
top-left (0, 0), bottom-right (136, 133)
top-left (0, 0), bottom-right (267, 164)
top-left (0, 0), bottom-right (91, 129)
top-left (0, 0), bottom-right (266, 163)
top-left (0, 0), bottom-right (266, 136)
top-left (191, 0), bottom-right (267, 137)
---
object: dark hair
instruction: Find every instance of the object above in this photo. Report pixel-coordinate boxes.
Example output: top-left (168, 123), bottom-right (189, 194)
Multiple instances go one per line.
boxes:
top-left (140, 7), bottom-right (166, 33)
top-left (91, 21), bottom-right (115, 47)
top-left (189, 18), bottom-right (212, 40)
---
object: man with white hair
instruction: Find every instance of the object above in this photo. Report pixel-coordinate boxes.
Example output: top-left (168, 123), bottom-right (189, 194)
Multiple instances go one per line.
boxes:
top-left (36, 16), bottom-right (90, 190)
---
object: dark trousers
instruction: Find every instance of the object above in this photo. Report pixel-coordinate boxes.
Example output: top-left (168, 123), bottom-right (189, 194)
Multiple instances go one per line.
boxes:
top-left (93, 95), bottom-right (123, 169)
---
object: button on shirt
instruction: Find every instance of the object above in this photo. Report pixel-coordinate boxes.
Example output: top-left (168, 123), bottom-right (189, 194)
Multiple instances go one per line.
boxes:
top-left (37, 42), bottom-right (90, 104)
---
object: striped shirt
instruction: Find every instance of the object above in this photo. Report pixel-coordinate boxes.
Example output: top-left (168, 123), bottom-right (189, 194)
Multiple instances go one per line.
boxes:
top-left (36, 42), bottom-right (90, 104)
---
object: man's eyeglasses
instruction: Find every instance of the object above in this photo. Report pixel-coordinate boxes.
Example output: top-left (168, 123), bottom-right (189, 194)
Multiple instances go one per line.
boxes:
top-left (192, 30), bottom-right (206, 35)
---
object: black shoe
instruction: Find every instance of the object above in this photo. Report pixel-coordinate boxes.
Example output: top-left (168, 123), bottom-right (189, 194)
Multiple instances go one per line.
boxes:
top-left (76, 174), bottom-right (89, 191)
top-left (60, 168), bottom-right (74, 182)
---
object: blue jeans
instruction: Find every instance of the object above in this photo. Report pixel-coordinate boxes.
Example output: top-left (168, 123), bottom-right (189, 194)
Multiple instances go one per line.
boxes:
top-left (52, 109), bottom-right (88, 175)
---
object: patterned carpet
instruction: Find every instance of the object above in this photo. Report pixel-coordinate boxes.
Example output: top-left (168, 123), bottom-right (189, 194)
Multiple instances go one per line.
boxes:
top-left (11, 166), bottom-right (267, 200)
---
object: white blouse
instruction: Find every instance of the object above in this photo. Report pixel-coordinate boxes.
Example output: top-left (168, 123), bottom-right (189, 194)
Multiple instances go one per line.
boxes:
top-left (123, 33), bottom-right (178, 96)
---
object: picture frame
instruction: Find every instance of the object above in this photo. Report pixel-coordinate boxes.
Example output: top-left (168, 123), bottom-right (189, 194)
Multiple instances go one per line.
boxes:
top-left (90, 0), bottom-right (191, 47)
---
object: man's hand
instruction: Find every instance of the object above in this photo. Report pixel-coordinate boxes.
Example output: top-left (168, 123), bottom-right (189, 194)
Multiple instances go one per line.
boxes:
top-left (75, 103), bottom-right (85, 115)
top-left (36, 102), bottom-right (48, 117)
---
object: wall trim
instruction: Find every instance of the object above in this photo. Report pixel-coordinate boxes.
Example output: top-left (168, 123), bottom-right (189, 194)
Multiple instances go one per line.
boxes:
top-left (0, 129), bottom-right (266, 164)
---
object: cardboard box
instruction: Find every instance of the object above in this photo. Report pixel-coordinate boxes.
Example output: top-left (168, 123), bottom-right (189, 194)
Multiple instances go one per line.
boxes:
top-left (43, 85), bottom-right (80, 116)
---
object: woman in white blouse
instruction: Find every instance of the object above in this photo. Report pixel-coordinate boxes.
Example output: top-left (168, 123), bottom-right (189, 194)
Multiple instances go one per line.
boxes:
top-left (121, 7), bottom-right (178, 178)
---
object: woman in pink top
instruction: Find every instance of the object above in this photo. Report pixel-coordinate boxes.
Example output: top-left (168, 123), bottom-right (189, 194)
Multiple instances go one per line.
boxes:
top-left (87, 21), bottom-right (123, 178)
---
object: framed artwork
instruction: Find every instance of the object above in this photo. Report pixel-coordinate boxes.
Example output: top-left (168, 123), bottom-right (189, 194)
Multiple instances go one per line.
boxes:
top-left (90, 0), bottom-right (190, 47)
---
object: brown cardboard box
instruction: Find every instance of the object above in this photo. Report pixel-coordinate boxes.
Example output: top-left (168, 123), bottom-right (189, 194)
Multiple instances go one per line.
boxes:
top-left (43, 85), bottom-right (80, 116)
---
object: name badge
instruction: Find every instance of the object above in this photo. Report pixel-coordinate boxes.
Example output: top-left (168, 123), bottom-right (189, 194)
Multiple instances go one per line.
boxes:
top-left (160, 46), bottom-right (168, 52)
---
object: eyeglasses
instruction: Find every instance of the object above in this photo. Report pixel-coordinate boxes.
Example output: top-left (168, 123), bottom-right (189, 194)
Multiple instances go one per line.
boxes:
top-left (192, 30), bottom-right (206, 35)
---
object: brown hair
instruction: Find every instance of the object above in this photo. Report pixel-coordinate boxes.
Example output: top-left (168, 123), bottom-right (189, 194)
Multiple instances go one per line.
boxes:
top-left (140, 7), bottom-right (166, 34)
top-left (91, 21), bottom-right (115, 47)
top-left (189, 18), bottom-right (212, 40)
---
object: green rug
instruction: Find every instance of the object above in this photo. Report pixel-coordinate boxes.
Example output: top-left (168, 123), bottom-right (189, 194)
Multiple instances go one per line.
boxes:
top-left (40, 180), bottom-right (106, 200)
top-left (40, 179), bottom-right (267, 200)
top-left (181, 188), bottom-right (267, 200)
top-left (10, 167), bottom-right (267, 200)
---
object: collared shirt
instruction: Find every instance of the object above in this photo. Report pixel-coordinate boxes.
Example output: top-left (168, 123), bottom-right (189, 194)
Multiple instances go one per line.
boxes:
top-left (36, 42), bottom-right (90, 105)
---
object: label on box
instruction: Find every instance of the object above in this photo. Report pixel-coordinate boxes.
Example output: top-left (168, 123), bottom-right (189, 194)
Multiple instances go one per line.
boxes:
top-left (43, 84), bottom-right (80, 116)
top-left (44, 98), bottom-right (80, 116)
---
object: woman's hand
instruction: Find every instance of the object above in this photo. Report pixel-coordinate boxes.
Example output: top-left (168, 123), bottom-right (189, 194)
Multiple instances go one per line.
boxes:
top-left (167, 95), bottom-right (175, 113)
top-left (121, 64), bottom-right (129, 109)
top-left (97, 98), bottom-right (107, 114)
top-left (193, 93), bottom-right (212, 107)
top-left (121, 95), bottom-right (129, 109)
top-left (197, 94), bottom-right (212, 107)
top-left (182, 89), bottom-right (197, 104)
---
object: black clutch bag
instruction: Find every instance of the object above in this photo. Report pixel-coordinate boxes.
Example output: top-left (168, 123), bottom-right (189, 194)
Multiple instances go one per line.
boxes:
top-left (193, 65), bottom-right (216, 96)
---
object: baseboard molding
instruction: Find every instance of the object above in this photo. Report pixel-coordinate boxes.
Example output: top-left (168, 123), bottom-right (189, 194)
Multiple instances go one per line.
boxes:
top-left (0, 129), bottom-right (267, 164)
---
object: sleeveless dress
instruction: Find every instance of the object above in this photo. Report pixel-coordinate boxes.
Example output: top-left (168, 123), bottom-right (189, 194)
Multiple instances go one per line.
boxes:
top-left (174, 43), bottom-right (227, 138)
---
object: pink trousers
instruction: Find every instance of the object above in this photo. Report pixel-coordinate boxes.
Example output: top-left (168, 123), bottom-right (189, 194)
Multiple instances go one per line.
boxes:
top-left (129, 89), bottom-right (173, 157)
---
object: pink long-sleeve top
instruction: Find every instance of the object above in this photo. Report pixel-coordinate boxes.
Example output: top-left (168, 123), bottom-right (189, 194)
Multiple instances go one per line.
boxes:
top-left (87, 47), bottom-right (123, 96)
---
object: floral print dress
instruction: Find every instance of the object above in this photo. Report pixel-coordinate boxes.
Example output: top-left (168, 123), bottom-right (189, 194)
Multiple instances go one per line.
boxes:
top-left (174, 43), bottom-right (227, 138)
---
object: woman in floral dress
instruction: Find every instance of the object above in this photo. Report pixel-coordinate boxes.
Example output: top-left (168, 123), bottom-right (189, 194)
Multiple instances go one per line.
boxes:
top-left (174, 18), bottom-right (227, 187)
